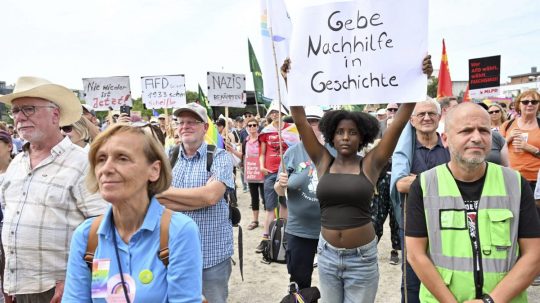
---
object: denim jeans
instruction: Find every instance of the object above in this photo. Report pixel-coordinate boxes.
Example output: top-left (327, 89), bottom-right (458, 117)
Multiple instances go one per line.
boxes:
top-left (285, 233), bottom-right (319, 290)
top-left (263, 173), bottom-right (286, 209)
top-left (202, 258), bottom-right (232, 303)
top-left (317, 235), bottom-right (379, 303)
top-left (400, 228), bottom-right (421, 303)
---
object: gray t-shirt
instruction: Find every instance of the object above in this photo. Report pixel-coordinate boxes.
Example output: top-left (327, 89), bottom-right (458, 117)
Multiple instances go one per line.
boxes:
top-left (279, 142), bottom-right (321, 239)
top-left (486, 131), bottom-right (505, 165)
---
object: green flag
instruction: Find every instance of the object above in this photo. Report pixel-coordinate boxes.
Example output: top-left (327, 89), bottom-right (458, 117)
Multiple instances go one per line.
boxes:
top-left (248, 39), bottom-right (271, 108)
top-left (197, 84), bottom-right (213, 117)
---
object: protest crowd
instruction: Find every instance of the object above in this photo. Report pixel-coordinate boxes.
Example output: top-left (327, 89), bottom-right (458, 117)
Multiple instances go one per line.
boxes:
top-left (1, 4), bottom-right (540, 303)
top-left (0, 68), bottom-right (539, 303)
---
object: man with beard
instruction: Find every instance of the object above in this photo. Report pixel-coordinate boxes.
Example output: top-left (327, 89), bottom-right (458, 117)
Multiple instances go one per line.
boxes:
top-left (405, 103), bottom-right (540, 302)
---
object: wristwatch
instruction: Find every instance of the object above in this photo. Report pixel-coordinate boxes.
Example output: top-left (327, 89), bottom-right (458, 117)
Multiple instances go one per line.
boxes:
top-left (534, 148), bottom-right (540, 157)
top-left (482, 294), bottom-right (495, 303)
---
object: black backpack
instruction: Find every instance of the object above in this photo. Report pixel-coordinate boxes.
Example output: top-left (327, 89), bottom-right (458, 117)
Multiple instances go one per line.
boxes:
top-left (262, 217), bottom-right (287, 264)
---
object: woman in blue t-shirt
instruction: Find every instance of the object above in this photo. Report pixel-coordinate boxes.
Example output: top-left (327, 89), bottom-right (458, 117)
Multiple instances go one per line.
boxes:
top-left (63, 124), bottom-right (202, 303)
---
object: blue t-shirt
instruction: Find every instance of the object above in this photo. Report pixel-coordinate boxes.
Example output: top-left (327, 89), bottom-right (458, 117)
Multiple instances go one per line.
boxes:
top-left (278, 142), bottom-right (321, 239)
top-left (62, 198), bottom-right (202, 303)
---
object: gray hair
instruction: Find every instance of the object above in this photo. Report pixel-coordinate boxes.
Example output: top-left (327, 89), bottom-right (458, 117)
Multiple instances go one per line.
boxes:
top-left (412, 97), bottom-right (441, 115)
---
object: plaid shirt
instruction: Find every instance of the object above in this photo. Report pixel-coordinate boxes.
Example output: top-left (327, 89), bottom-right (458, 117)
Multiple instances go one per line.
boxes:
top-left (172, 142), bottom-right (234, 269)
top-left (0, 137), bottom-right (107, 294)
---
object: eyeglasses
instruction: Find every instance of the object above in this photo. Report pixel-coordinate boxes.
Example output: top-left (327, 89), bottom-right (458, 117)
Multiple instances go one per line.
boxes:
top-left (247, 124), bottom-right (258, 128)
top-left (521, 100), bottom-right (539, 106)
top-left (488, 110), bottom-right (501, 114)
top-left (10, 105), bottom-right (56, 118)
top-left (387, 108), bottom-right (398, 112)
top-left (178, 120), bottom-right (204, 128)
top-left (414, 112), bottom-right (438, 119)
top-left (60, 125), bottom-right (73, 133)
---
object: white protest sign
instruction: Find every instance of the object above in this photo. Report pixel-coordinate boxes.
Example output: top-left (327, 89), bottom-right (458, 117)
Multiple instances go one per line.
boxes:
top-left (287, 0), bottom-right (428, 106)
top-left (83, 76), bottom-right (132, 110)
top-left (141, 75), bottom-right (186, 109)
top-left (207, 72), bottom-right (246, 108)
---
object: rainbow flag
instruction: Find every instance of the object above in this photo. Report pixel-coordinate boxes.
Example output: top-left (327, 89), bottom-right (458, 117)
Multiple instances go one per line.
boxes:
top-left (205, 119), bottom-right (224, 149)
top-left (260, 122), bottom-right (300, 147)
top-left (194, 88), bottom-right (223, 148)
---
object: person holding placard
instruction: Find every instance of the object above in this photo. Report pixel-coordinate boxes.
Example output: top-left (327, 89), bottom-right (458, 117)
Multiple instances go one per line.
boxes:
top-left (282, 55), bottom-right (432, 303)
top-left (228, 117), bottom-right (266, 230)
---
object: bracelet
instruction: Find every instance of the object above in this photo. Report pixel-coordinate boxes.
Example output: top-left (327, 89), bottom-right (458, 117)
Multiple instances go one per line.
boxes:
top-left (482, 293), bottom-right (495, 303)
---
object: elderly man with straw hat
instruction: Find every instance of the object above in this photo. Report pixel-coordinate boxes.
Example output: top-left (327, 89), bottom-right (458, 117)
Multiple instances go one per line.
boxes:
top-left (0, 77), bottom-right (107, 303)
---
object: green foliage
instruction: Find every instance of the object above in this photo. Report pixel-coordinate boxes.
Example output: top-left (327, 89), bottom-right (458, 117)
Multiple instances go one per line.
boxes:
top-left (427, 77), bottom-right (438, 98)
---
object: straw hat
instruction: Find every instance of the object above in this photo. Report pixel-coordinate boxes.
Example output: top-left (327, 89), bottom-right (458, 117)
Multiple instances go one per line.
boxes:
top-left (0, 76), bottom-right (82, 126)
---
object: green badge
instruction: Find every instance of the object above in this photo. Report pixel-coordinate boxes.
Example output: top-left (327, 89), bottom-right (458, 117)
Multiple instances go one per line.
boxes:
top-left (139, 269), bottom-right (153, 284)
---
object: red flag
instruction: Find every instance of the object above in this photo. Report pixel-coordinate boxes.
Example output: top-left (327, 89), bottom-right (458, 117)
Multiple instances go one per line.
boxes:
top-left (463, 84), bottom-right (471, 102)
top-left (437, 39), bottom-right (453, 98)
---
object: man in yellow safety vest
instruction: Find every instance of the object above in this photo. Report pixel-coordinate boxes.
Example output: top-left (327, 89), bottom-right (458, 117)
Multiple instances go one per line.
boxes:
top-left (405, 102), bottom-right (540, 303)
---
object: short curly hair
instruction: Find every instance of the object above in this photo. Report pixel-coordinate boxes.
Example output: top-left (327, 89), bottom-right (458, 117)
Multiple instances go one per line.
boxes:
top-left (318, 110), bottom-right (380, 151)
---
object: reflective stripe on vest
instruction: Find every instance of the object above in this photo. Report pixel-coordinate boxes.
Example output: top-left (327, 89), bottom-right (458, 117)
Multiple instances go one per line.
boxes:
top-left (419, 163), bottom-right (525, 302)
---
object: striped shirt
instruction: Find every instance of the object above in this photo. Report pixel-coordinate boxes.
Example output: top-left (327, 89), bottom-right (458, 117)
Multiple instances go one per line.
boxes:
top-left (172, 142), bottom-right (234, 269)
top-left (0, 137), bottom-right (107, 294)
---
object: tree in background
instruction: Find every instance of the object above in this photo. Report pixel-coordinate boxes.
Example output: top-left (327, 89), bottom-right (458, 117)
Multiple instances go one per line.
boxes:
top-left (427, 77), bottom-right (438, 98)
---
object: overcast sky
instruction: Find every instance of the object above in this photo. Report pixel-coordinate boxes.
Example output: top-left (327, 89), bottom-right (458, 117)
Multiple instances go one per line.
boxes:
top-left (1, 0), bottom-right (538, 97)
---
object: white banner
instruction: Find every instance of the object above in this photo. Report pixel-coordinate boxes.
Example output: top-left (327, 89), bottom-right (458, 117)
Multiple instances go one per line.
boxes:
top-left (206, 72), bottom-right (246, 107)
top-left (141, 75), bottom-right (186, 109)
top-left (83, 76), bottom-right (132, 111)
top-left (469, 87), bottom-right (501, 99)
top-left (287, 0), bottom-right (428, 105)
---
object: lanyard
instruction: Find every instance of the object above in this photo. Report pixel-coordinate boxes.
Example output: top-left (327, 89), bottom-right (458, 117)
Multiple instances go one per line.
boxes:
top-left (111, 214), bottom-right (132, 303)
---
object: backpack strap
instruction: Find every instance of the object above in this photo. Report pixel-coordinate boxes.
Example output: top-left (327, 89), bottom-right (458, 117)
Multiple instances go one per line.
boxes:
top-left (84, 215), bottom-right (104, 269)
top-left (84, 210), bottom-right (173, 270)
top-left (158, 208), bottom-right (173, 267)
top-left (503, 118), bottom-right (515, 133)
top-left (169, 145), bottom-right (181, 169)
top-left (206, 144), bottom-right (216, 172)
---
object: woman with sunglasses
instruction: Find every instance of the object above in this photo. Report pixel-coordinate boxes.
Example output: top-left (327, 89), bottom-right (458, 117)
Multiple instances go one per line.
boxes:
top-left (63, 124), bottom-right (202, 302)
top-left (282, 55), bottom-right (433, 303)
top-left (487, 103), bottom-right (506, 131)
top-left (228, 117), bottom-right (266, 230)
top-left (500, 90), bottom-right (540, 191)
top-left (60, 116), bottom-right (95, 150)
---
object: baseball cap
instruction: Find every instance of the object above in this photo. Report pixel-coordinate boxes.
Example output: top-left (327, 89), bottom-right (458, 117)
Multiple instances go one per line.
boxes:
top-left (0, 130), bottom-right (12, 145)
top-left (377, 109), bottom-right (387, 115)
top-left (158, 114), bottom-right (166, 119)
top-left (82, 104), bottom-right (95, 116)
top-left (305, 106), bottom-right (324, 120)
top-left (173, 103), bottom-right (208, 123)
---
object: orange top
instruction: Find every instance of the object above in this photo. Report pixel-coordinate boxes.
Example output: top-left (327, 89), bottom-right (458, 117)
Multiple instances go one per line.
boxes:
top-left (500, 120), bottom-right (540, 181)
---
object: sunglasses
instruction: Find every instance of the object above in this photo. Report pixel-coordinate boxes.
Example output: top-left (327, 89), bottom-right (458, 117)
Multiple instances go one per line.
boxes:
top-left (131, 121), bottom-right (161, 143)
top-left (387, 108), bottom-right (398, 112)
top-left (60, 125), bottom-right (73, 133)
top-left (488, 110), bottom-right (500, 114)
top-left (521, 100), bottom-right (539, 106)
top-left (247, 124), bottom-right (258, 127)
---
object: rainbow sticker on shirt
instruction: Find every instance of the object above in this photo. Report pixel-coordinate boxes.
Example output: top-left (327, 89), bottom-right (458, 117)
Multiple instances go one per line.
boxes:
top-left (106, 273), bottom-right (136, 302)
top-left (91, 259), bottom-right (110, 298)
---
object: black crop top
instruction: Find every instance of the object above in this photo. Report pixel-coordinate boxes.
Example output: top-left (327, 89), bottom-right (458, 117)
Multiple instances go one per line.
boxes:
top-left (316, 157), bottom-right (375, 229)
